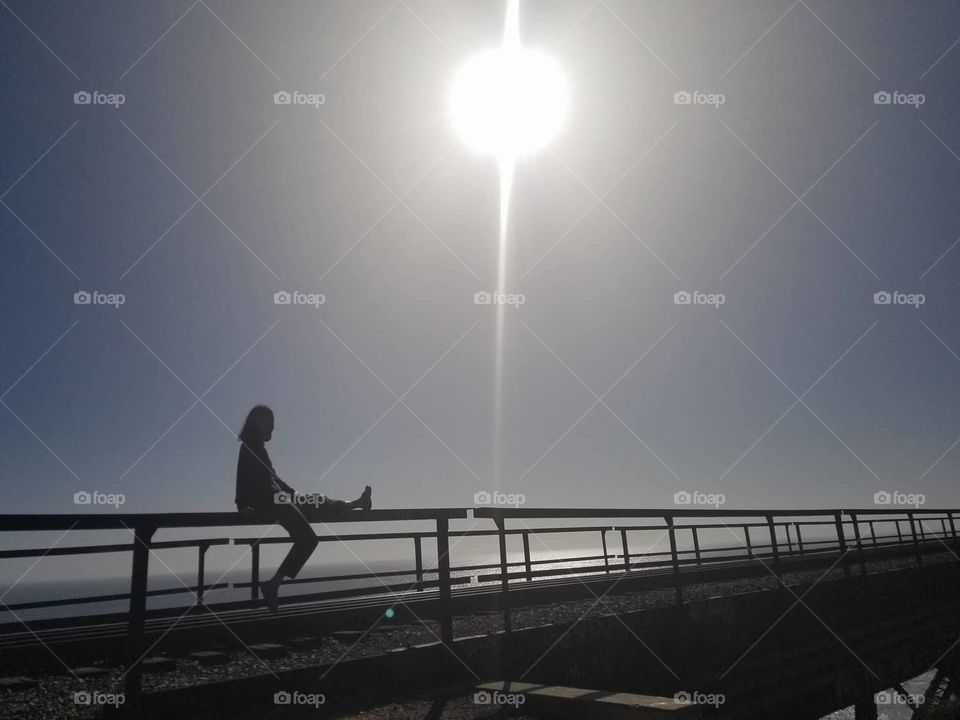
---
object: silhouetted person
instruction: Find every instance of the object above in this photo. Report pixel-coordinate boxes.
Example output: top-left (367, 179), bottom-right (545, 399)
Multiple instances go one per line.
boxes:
top-left (235, 404), bottom-right (372, 614)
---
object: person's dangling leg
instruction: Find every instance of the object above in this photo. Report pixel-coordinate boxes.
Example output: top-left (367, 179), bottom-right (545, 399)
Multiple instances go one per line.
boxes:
top-left (260, 502), bottom-right (318, 614)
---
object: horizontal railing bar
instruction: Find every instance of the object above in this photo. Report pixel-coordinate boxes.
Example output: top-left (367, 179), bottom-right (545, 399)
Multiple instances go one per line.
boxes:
top-left (1, 508), bottom-right (952, 532)
top-left (152, 538), bottom-right (231, 549)
top-left (473, 508), bottom-right (958, 519)
top-left (0, 508), bottom-right (469, 532)
top-left (0, 538), bottom-right (231, 559)
top-left (0, 583), bottom-right (231, 612)
top-left (233, 532), bottom-right (439, 545)
top-left (232, 574), bottom-right (472, 591)
top-left (0, 543), bottom-right (133, 559)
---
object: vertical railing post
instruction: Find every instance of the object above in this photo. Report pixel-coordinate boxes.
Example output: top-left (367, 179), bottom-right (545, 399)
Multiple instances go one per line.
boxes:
top-left (692, 526), bottom-right (702, 565)
top-left (522, 531), bottom-right (532, 581)
top-left (908, 512), bottom-right (922, 566)
top-left (949, 512), bottom-right (957, 543)
top-left (436, 516), bottom-right (453, 646)
top-left (250, 541), bottom-right (260, 601)
top-left (600, 529), bottom-right (610, 573)
top-left (850, 512), bottom-right (865, 574)
top-left (666, 514), bottom-right (682, 605)
top-left (869, 521), bottom-right (878, 547)
top-left (785, 523), bottom-right (793, 556)
top-left (744, 524), bottom-right (753, 560)
top-left (125, 520), bottom-right (156, 714)
top-left (895, 520), bottom-right (902, 546)
top-left (766, 515), bottom-right (781, 577)
top-left (835, 512), bottom-right (851, 578)
top-left (941, 518), bottom-right (948, 541)
top-left (494, 515), bottom-right (511, 634)
top-left (196, 542), bottom-right (208, 606)
top-left (795, 523), bottom-right (804, 554)
top-left (620, 529), bottom-right (631, 572)
top-left (414, 535), bottom-right (423, 591)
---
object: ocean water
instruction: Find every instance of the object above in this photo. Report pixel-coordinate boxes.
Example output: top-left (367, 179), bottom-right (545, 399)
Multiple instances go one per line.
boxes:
top-left (0, 549), bottom-right (618, 623)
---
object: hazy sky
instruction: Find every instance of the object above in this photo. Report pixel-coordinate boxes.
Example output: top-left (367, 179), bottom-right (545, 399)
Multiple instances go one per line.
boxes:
top-left (3, 0), bottom-right (960, 518)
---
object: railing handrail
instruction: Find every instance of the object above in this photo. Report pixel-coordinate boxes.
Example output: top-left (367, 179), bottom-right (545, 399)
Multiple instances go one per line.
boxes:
top-left (0, 507), bottom-right (953, 531)
top-left (0, 508), bottom-right (468, 531)
top-left (472, 507), bottom-right (957, 519)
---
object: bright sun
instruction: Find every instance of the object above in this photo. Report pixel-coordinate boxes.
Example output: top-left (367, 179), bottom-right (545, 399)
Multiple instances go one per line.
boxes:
top-left (450, 6), bottom-right (568, 159)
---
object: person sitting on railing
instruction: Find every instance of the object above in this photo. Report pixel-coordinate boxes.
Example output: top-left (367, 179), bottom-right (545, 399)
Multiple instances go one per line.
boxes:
top-left (235, 404), bottom-right (372, 614)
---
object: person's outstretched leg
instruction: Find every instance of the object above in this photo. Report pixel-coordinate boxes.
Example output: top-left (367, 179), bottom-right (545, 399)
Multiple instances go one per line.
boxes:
top-left (300, 486), bottom-right (372, 519)
top-left (261, 504), bottom-right (318, 614)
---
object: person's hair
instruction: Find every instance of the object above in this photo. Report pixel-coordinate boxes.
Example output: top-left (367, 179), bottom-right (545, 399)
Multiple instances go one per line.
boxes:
top-left (239, 404), bottom-right (274, 443)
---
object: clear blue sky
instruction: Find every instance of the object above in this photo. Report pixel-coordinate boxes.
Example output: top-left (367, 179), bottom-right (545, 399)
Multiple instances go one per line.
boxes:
top-left (3, 0), bottom-right (960, 518)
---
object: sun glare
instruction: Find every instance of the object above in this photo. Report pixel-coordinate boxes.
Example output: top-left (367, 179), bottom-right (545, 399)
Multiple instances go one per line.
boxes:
top-left (450, 0), bottom-right (568, 486)
top-left (450, 29), bottom-right (568, 159)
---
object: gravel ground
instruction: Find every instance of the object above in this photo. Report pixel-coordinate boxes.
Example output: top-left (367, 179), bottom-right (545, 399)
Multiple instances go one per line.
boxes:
top-left (0, 552), bottom-right (949, 720)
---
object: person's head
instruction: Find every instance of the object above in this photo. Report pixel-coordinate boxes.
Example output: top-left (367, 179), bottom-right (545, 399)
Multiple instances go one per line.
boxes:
top-left (239, 404), bottom-right (274, 444)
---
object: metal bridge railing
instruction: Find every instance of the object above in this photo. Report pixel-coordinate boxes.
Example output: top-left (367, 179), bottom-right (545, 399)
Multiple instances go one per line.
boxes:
top-left (0, 506), bottom-right (957, 710)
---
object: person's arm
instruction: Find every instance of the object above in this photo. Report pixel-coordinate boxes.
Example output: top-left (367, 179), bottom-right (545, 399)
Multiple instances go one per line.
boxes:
top-left (271, 474), bottom-right (295, 494)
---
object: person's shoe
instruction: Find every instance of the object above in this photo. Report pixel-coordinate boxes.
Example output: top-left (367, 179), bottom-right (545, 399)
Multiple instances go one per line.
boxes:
top-left (261, 580), bottom-right (280, 615)
top-left (358, 485), bottom-right (372, 511)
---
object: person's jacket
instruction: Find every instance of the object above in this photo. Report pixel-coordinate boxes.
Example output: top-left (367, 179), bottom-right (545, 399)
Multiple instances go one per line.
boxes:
top-left (235, 439), bottom-right (290, 508)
